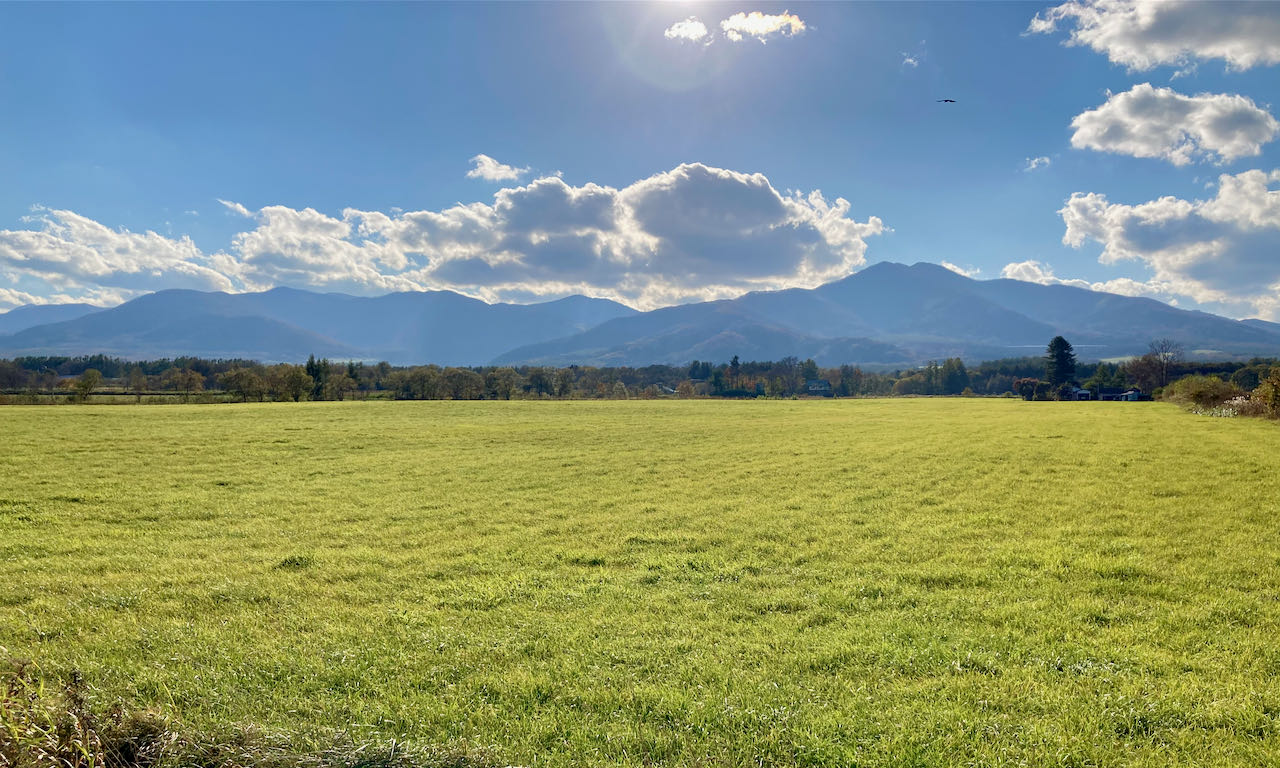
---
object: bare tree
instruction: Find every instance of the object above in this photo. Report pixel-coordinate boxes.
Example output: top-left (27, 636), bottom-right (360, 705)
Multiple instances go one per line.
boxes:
top-left (1149, 338), bottom-right (1184, 387)
top-left (127, 366), bottom-right (148, 402)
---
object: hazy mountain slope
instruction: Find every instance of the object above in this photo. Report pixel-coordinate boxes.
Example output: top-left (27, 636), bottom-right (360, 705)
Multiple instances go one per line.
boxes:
top-left (0, 303), bottom-right (102, 336)
top-left (494, 263), bottom-right (1056, 366)
top-left (495, 306), bottom-right (911, 367)
top-left (969, 278), bottom-right (1280, 353)
top-left (1241, 318), bottom-right (1280, 336)
top-left (5, 264), bottom-right (1280, 366)
top-left (491, 262), bottom-right (1280, 365)
top-left (1, 309), bottom-right (357, 361)
top-left (0, 289), bottom-right (636, 364)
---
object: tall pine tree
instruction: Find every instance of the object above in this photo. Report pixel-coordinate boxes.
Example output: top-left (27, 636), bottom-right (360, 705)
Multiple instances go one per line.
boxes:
top-left (1044, 336), bottom-right (1076, 387)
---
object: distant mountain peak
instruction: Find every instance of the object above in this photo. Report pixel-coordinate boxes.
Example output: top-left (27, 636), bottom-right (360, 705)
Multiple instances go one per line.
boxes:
top-left (4, 271), bottom-right (1280, 366)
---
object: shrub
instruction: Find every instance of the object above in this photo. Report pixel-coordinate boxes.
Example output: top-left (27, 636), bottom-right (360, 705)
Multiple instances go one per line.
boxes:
top-left (1226, 395), bottom-right (1270, 419)
top-left (1162, 375), bottom-right (1242, 409)
top-left (1252, 367), bottom-right (1280, 418)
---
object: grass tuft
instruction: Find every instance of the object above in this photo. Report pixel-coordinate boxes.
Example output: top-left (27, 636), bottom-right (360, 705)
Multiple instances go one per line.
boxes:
top-left (274, 554), bottom-right (316, 571)
top-left (0, 659), bottom-right (502, 768)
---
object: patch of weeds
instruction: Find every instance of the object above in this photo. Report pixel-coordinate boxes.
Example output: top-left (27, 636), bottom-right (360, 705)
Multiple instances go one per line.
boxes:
top-left (275, 554), bottom-right (316, 571)
top-left (0, 659), bottom-right (504, 768)
top-left (1084, 610), bottom-right (1114, 627)
top-left (1104, 695), bottom-right (1192, 738)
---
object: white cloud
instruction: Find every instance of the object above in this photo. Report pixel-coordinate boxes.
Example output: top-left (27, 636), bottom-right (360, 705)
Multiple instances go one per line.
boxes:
top-left (342, 164), bottom-right (883, 309)
top-left (466, 154), bottom-right (530, 183)
top-left (218, 199), bottom-right (252, 218)
top-left (0, 285), bottom-right (128, 311)
top-left (0, 286), bottom-right (50, 310)
top-left (1058, 169), bottom-right (1280, 318)
top-left (999, 259), bottom-right (1174, 299)
top-left (1029, 0), bottom-right (1280, 71)
top-left (0, 165), bottom-right (884, 311)
top-left (1070, 84), bottom-right (1279, 165)
top-left (664, 17), bottom-right (710, 43)
top-left (941, 261), bottom-right (980, 278)
top-left (0, 207), bottom-right (235, 297)
top-left (720, 11), bottom-right (805, 43)
top-left (901, 40), bottom-right (926, 69)
top-left (1024, 156), bottom-right (1052, 172)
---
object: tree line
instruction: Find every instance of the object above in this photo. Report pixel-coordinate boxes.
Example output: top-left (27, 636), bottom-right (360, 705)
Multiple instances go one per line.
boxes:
top-left (1, 346), bottom-right (1277, 408)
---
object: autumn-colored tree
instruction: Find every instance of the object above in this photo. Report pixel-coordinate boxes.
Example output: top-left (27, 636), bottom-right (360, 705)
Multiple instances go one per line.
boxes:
top-left (161, 368), bottom-right (204, 403)
top-left (218, 367), bottom-right (266, 402)
top-left (73, 369), bottom-right (102, 402)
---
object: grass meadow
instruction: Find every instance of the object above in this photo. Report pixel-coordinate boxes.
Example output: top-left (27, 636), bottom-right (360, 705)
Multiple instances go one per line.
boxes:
top-left (2, 399), bottom-right (1278, 766)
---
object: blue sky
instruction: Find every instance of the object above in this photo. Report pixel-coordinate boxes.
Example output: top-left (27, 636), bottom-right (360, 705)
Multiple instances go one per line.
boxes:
top-left (1, 1), bottom-right (1278, 318)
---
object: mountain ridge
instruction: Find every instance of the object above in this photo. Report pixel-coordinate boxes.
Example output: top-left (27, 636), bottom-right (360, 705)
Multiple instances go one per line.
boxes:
top-left (3, 263), bottom-right (1279, 366)
top-left (0, 303), bottom-right (103, 336)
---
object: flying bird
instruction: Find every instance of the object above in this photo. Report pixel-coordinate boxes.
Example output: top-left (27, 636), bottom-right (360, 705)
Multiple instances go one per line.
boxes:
top-left (937, 99), bottom-right (956, 103)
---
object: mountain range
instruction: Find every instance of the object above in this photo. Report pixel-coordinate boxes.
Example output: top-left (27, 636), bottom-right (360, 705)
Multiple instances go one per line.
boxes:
top-left (2, 262), bottom-right (1279, 366)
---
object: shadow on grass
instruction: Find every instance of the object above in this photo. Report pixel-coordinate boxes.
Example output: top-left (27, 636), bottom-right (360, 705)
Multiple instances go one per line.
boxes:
top-left (1, 658), bottom-right (503, 768)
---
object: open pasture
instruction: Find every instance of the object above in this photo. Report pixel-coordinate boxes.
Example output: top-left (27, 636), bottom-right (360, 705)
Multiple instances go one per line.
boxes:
top-left (2, 399), bottom-right (1279, 766)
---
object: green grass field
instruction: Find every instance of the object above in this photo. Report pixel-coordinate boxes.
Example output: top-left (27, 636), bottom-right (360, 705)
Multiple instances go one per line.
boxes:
top-left (2, 399), bottom-right (1278, 766)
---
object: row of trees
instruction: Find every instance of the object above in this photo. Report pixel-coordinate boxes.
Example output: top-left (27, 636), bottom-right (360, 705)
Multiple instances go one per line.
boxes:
top-left (3, 344), bottom-right (1279, 404)
top-left (1011, 337), bottom-right (1209, 401)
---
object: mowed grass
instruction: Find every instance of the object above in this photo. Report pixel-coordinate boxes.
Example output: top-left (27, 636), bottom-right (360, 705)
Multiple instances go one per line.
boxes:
top-left (2, 399), bottom-right (1278, 766)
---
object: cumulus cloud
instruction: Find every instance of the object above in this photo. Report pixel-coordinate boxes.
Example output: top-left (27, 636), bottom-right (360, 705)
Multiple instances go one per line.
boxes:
top-left (0, 207), bottom-right (236, 300)
top-left (941, 262), bottom-right (980, 278)
top-left (0, 164), bottom-right (884, 311)
top-left (1070, 84), bottom-right (1279, 165)
top-left (720, 11), bottom-right (805, 43)
top-left (1057, 168), bottom-right (1280, 318)
top-left (0, 286), bottom-right (55, 311)
top-left (1029, 0), bottom-right (1280, 71)
top-left (340, 164), bottom-right (883, 308)
top-left (664, 17), bottom-right (710, 43)
top-left (0, 285), bottom-right (127, 311)
top-left (1024, 156), bottom-right (1052, 172)
top-left (999, 259), bottom-right (1175, 299)
top-left (466, 154), bottom-right (529, 183)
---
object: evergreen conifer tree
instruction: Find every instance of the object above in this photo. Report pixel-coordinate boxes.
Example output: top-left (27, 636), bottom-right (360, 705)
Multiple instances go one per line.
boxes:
top-left (1044, 336), bottom-right (1076, 388)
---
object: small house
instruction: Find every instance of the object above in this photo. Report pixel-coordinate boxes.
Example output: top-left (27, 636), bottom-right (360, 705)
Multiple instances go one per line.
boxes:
top-left (1097, 387), bottom-right (1144, 401)
top-left (806, 379), bottom-right (833, 397)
